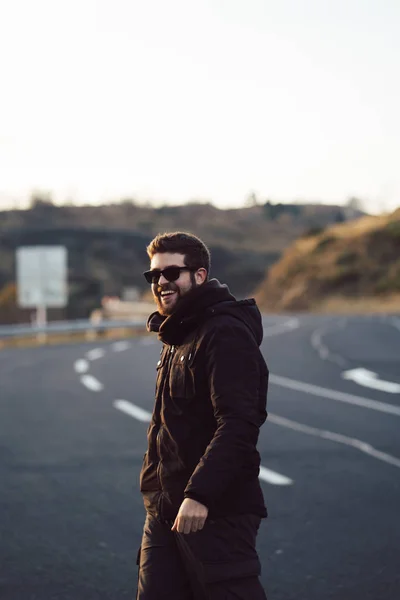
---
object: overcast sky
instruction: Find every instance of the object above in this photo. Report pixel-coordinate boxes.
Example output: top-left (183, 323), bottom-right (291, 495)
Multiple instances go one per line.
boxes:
top-left (0, 0), bottom-right (399, 213)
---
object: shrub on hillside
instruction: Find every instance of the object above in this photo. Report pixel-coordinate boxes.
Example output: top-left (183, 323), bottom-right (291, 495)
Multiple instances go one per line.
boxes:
top-left (385, 220), bottom-right (400, 240)
top-left (314, 235), bottom-right (336, 252)
top-left (336, 251), bottom-right (358, 266)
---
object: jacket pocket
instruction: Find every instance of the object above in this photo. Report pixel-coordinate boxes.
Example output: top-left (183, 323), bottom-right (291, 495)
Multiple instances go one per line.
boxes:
top-left (169, 349), bottom-right (196, 399)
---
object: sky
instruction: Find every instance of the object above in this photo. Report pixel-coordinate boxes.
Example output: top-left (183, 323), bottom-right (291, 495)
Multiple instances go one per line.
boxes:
top-left (0, 0), bottom-right (399, 214)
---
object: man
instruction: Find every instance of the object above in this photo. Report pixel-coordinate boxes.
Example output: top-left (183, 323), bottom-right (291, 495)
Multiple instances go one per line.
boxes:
top-left (137, 232), bottom-right (269, 600)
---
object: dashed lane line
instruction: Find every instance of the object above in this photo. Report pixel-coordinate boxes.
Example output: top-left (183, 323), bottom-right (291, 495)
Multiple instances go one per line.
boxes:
top-left (270, 373), bottom-right (400, 417)
top-left (263, 318), bottom-right (299, 337)
top-left (74, 359), bottom-right (89, 374)
top-left (114, 399), bottom-right (152, 422)
top-left (111, 341), bottom-right (132, 352)
top-left (80, 374), bottom-right (104, 392)
top-left (113, 399), bottom-right (293, 486)
top-left (268, 413), bottom-right (400, 469)
top-left (258, 466), bottom-right (293, 486)
top-left (139, 337), bottom-right (157, 345)
top-left (86, 348), bottom-right (106, 361)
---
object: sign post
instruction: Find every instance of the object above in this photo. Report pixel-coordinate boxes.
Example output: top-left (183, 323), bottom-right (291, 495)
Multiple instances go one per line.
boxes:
top-left (16, 246), bottom-right (68, 342)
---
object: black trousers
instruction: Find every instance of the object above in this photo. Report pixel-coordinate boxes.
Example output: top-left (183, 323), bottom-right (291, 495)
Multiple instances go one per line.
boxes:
top-left (136, 513), bottom-right (267, 600)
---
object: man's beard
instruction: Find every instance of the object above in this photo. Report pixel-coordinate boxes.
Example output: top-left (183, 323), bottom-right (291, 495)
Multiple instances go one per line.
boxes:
top-left (154, 283), bottom-right (180, 316)
top-left (154, 273), bottom-right (197, 316)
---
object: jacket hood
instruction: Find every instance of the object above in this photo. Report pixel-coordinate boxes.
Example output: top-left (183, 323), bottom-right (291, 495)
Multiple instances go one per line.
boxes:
top-left (147, 278), bottom-right (263, 346)
top-left (208, 296), bottom-right (264, 346)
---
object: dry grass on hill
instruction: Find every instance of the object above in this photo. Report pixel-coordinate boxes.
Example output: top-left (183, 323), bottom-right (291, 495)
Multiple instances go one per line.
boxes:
top-left (255, 208), bottom-right (400, 313)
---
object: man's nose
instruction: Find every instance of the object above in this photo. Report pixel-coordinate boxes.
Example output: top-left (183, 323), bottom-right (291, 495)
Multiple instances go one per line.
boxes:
top-left (158, 274), bottom-right (169, 286)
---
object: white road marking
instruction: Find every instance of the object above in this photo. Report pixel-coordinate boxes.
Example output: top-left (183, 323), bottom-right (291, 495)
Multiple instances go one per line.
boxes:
top-left (263, 318), bottom-right (299, 337)
top-left (111, 341), bottom-right (132, 352)
top-left (390, 317), bottom-right (400, 333)
top-left (86, 348), bottom-right (106, 361)
top-left (80, 375), bottom-right (104, 392)
top-left (342, 368), bottom-right (400, 394)
top-left (258, 466), bottom-right (293, 486)
top-left (140, 337), bottom-right (156, 345)
top-left (311, 330), bottom-right (326, 358)
top-left (268, 413), bottom-right (400, 469)
top-left (74, 359), bottom-right (89, 374)
top-left (310, 326), bottom-right (346, 367)
top-left (114, 400), bottom-right (293, 485)
top-left (270, 373), bottom-right (400, 417)
top-left (113, 400), bottom-right (152, 422)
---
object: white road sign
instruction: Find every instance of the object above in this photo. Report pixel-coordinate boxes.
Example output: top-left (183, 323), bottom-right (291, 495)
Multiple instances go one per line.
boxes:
top-left (16, 246), bottom-right (68, 308)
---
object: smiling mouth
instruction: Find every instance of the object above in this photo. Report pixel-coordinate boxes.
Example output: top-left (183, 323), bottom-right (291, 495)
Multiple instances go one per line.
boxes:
top-left (160, 290), bottom-right (177, 300)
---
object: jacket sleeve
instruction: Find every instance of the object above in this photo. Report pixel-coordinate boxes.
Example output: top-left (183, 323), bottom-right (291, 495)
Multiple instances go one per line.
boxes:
top-left (184, 321), bottom-right (266, 508)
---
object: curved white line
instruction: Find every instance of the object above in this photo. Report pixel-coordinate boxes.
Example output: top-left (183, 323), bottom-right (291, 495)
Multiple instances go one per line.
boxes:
top-left (270, 373), bottom-right (400, 417)
top-left (389, 317), bottom-right (400, 333)
top-left (310, 323), bottom-right (346, 366)
top-left (268, 413), bottom-right (400, 469)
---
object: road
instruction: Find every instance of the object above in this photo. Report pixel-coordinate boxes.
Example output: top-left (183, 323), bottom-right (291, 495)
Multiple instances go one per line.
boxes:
top-left (1, 314), bottom-right (399, 599)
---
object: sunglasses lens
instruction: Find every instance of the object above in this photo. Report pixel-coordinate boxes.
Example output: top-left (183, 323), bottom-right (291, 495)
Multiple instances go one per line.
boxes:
top-left (144, 270), bottom-right (159, 284)
top-left (163, 267), bottom-right (181, 282)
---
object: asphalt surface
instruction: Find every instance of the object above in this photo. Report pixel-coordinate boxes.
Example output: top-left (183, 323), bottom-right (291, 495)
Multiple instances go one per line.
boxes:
top-left (1, 314), bottom-right (399, 600)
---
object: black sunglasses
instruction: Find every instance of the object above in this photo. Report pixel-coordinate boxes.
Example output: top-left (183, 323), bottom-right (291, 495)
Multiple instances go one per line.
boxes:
top-left (143, 266), bottom-right (194, 285)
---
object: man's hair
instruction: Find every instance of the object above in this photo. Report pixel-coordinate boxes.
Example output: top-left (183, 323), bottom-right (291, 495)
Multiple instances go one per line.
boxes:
top-left (146, 232), bottom-right (211, 277)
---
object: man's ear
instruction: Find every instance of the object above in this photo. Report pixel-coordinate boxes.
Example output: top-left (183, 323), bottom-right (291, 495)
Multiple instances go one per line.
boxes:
top-left (195, 268), bottom-right (207, 285)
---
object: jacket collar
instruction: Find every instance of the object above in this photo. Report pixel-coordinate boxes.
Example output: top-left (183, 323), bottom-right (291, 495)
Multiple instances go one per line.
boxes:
top-left (147, 279), bottom-right (234, 345)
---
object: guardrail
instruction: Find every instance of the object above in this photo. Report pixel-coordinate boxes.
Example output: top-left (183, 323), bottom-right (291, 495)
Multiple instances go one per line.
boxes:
top-left (0, 318), bottom-right (148, 343)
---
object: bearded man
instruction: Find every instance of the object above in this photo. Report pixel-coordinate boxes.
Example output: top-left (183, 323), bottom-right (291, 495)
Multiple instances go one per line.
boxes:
top-left (136, 232), bottom-right (268, 600)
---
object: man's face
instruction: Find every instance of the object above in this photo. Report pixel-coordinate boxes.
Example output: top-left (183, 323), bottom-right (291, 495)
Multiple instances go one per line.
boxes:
top-left (150, 253), bottom-right (198, 316)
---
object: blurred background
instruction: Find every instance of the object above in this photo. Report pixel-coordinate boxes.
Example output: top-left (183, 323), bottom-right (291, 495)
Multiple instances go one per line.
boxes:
top-left (0, 0), bottom-right (399, 325)
top-left (0, 1), bottom-right (399, 599)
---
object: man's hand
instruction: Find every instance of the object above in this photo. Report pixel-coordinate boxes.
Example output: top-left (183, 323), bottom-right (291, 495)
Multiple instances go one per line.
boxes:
top-left (171, 498), bottom-right (208, 534)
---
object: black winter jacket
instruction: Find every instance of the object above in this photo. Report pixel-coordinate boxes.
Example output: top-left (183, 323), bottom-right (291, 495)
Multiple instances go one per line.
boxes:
top-left (139, 279), bottom-right (269, 521)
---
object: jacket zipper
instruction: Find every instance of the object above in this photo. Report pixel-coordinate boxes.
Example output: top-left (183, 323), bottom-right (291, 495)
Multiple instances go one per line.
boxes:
top-left (156, 344), bottom-right (175, 518)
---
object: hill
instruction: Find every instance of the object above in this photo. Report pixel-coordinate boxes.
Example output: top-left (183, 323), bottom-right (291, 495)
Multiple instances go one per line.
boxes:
top-left (0, 200), bottom-right (362, 322)
top-left (255, 208), bottom-right (400, 312)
